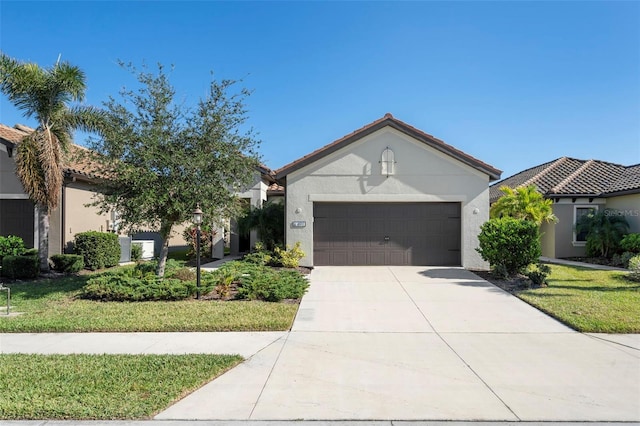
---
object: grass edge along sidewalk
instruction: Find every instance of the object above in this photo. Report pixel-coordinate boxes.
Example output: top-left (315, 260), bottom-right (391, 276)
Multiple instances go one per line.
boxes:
top-left (0, 353), bottom-right (243, 420)
top-left (516, 264), bottom-right (640, 333)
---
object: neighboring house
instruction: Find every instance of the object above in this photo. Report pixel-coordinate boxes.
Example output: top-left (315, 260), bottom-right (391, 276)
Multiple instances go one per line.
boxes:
top-left (0, 122), bottom-right (283, 260)
top-left (0, 123), bottom-right (114, 254)
top-left (490, 157), bottom-right (640, 259)
top-left (275, 113), bottom-right (502, 269)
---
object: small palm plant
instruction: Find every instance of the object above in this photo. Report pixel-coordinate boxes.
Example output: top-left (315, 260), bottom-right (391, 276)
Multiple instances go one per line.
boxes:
top-left (490, 185), bottom-right (558, 225)
top-left (576, 209), bottom-right (629, 258)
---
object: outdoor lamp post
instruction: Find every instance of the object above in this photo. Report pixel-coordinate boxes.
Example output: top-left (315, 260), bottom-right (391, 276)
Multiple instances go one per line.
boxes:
top-left (192, 205), bottom-right (203, 299)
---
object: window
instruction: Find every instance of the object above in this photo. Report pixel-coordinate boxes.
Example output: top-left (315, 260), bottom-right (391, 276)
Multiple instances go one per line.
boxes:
top-left (574, 206), bottom-right (597, 243)
top-left (380, 147), bottom-right (395, 177)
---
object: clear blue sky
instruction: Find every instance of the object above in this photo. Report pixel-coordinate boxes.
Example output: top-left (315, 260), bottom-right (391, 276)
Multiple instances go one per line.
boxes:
top-left (1, 1), bottom-right (638, 179)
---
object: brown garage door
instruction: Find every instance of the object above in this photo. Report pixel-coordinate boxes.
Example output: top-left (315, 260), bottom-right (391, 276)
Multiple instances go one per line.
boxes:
top-left (0, 199), bottom-right (35, 248)
top-left (313, 202), bottom-right (461, 266)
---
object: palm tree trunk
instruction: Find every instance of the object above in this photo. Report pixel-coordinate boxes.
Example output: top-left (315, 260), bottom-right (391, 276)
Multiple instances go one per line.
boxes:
top-left (37, 204), bottom-right (50, 272)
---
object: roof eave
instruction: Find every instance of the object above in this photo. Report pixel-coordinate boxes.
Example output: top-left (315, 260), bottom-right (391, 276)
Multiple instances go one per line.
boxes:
top-left (275, 116), bottom-right (502, 181)
top-left (601, 188), bottom-right (640, 198)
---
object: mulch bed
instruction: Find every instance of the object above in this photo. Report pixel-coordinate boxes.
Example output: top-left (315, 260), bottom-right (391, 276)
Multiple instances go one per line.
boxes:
top-left (469, 269), bottom-right (545, 294)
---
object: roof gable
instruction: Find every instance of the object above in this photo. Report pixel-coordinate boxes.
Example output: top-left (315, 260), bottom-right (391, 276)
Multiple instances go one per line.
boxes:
top-left (491, 157), bottom-right (640, 202)
top-left (275, 114), bottom-right (502, 181)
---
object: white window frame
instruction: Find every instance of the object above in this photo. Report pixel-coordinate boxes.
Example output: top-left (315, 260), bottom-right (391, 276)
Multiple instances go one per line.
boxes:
top-left (573, 205), bottom-right (598, 246)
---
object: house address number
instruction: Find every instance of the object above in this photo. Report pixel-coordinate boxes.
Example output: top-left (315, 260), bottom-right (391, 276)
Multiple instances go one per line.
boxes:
top-left (291, 221), bottom-right (306, 228)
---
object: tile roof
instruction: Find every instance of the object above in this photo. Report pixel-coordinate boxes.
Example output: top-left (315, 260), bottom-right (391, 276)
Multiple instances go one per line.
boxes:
top-left (0, 123), bottom-right (100, 180)
top-left (266, 182), bottom-right (285, 194)
top-left (275, 113), bottom-right (502, 181)
top-left (490, 157), bottom-right (640, 203)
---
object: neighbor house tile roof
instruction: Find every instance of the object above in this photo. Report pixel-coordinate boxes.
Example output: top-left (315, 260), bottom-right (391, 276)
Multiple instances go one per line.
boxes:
top-left (0, 123), bottom-right (100, 181)
top-left (275, 113), bottom-right (502, 181)
top-left (490, 157), bottom-right (640, 203)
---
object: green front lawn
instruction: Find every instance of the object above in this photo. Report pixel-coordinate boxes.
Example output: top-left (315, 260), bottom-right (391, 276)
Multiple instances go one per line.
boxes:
top-left (0, 274), bottom-right (298, 332)
top-left (0, 353), bottom-right (242, 419)
top-left (517, 264), bottom-right (640, 333)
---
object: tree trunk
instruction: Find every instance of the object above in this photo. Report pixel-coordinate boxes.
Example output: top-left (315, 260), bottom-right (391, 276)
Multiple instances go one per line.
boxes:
top-left (37, 204), bottom-right (50, 272)
top-left (155, 221), bottom-right (173, 277)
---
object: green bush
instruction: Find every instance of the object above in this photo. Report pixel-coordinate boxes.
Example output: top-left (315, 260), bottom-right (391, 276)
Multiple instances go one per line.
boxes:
top-left (74, 232), bottom-right (121, 270)
top-left (477, 217), bottom-right (541, 277)
top-left (131, 243), bottom-right (142, 261)
top-left (273, 242), bottom-right (305, 268)
top-left (81, 269), bottom-right (214, 302)
top-left (628, 255), bottom-right (640, 282)
top-left (50, 254), bottom-right (84, 273)
top-left (526, 263), bottom-right (551, 286)
top-left (242, 242), bottom-right (273, 266)
top-left (620, 233), bottom-right (640, 254)
top-left (1, 254), bottom-right (39, 279)
top-left (0, 235), bottom-right (26, 262)
top-left (235, 265), bottom-right (308, 302)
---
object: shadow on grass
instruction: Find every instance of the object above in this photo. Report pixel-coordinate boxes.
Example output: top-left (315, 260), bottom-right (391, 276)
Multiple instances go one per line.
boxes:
top-left (4, 274), bottom-right (91, 300)
top-left (546, 283), bottom-right (640, 292)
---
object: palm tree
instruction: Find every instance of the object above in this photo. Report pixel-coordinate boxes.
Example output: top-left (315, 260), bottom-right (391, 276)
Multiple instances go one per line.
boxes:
top-left (0, 53), bottom-right (104, 271)
top-left (490, 184), bottom-right (558, 225)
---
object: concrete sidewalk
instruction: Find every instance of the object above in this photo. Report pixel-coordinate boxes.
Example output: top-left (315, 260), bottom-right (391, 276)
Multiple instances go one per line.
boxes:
top-left (2, 266), bottom-right (639, 422)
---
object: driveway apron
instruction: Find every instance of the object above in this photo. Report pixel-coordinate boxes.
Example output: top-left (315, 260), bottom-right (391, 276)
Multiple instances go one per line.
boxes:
top-left (156, 266), bottom-right (640, 421)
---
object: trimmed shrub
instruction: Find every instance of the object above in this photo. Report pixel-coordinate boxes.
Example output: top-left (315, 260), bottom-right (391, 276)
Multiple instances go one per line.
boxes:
top-left (620, 233), bottom-right (640, 254)
top-left (74, 231), bottom-right (121, 270)
top-left (50, 254), bottom-right (85, 273)
top-left (273, 242), bottom-right (305, 268)
top-left (233, 264), bottom-right (308, 302)
top-left (1, 254), bottom-right (39, 279)
top-left (477, 217), bottom-right (541, 277)
top-left (0, 235), bottom-right (26, 262)
top-left (81, 268), bottom-right (214, 302)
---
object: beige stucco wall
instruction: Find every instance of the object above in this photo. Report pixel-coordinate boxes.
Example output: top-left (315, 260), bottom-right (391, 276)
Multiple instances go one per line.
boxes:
top-left (540, 221), bottom-right (556, 258)
top-left (605, 193), bottom-right (640, 234)
top-left (0, 149), bottom-right (26, 195)
top-left (551, 199), bottom-right (607, 258)
top-left (285, 127), bottom-right (492, 269)
top-left (63, 182), bottom-right (112, 253)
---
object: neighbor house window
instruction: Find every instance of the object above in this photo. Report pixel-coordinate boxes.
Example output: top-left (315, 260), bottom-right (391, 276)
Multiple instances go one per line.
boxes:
top-left (574, 206), bottom-right (598, 243)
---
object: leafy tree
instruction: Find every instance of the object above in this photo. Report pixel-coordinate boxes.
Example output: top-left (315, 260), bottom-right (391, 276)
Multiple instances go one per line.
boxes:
top-left (576, 209), bottom-right (629, 258)
top-left (490, 185), bottom-right (558, 225)
top-left (0, 53), bottom-right (104, 271)
top-left (86, 63), bottom-right (261, 277)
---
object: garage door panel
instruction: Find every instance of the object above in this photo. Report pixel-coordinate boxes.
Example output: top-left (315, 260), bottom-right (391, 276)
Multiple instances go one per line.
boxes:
top-left (313, 202), bottom-right (460, 266)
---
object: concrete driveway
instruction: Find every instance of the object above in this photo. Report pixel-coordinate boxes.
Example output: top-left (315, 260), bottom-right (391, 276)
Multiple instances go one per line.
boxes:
top-left (156, 266), bottom-right (640, 421)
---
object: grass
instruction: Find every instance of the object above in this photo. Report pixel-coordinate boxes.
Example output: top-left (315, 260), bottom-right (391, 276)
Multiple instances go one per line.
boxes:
top-left (517, 264), bottom-right (640, 333)
top-left (0, 274), bottom-right (299, 332)
top-left (0, 353), bottom-right (242, 419)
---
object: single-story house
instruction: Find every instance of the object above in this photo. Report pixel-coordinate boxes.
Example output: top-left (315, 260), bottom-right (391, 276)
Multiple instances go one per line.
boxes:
top-left (490, 157), bottom-right (640, 258)
top-left (0, 123), bottom-right (114, 255)
top-left (275, 113), bottom-right (502, 269)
